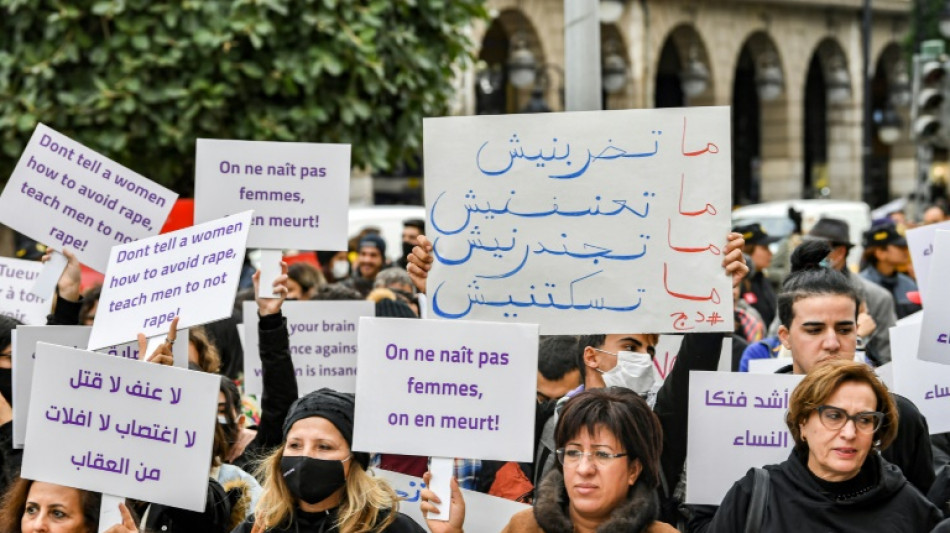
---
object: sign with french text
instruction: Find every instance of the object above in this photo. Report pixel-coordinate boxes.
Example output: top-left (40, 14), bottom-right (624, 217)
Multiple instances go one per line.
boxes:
top-left (12, 326), bottom-right (188, 447)
top-left (907, 220), bottom-right (950, 305)
top-left (0, 257), bottom-right (52, 324)
top-left (0, 123), bottom-right (177, 272)
top-left (352, 318), bottom-right (537, 462)
top-left (890, 320), bottom-right (950, 434)
top-left (194, 139), bottom-right (350, 250)
top-left (423, 107), bottom-right (732, 334)
top-left (88, 211), bottom-right (251, 349)
top-left (22, 343), bottom-right (218, 511)
top-left (686, 370), bottom-right (803, 505)
top-left (917, 230), bottom-right (950, 364)
top-left (242, 300), bottom-right (374, 395)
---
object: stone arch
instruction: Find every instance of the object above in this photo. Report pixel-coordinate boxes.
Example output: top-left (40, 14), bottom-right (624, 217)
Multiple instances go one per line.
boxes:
top-left (654, 24), bottom-right (715, 108)
top-left (474, 8), bottom-right (548, 114)
top-left (602, 23), bottom-right (633, 109)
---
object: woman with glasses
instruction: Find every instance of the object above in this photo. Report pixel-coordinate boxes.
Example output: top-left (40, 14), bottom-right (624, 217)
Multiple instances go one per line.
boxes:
top-left (690, 360), bottom-right (941, 532)
top-left (421, 387), bottom-right (677, 533)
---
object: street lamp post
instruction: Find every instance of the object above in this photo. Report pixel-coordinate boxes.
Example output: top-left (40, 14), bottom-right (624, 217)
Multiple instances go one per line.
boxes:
top-left (862, 0), bottom-right (872, 205)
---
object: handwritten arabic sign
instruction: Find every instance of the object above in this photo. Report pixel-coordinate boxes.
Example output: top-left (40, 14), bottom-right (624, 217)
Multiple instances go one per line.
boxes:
top-left (686, 370), bottom-right (803, 505)
top-left (423, 107), bottom-right (732, 334)
top-left (0, 124), bottom-right (177, 273)
top-left (194, 139), bottom-right (350, 250)
top-left (22, 343), bottom-right (218, 511)
top-left (890, 320), bottom-right (950, 433)
top-left (906, 220), bottom-right (950, 306)
top-left (376, 469), bottom-right (530, 531)
top-left (352, 318), bottom-right (537, 462)
top-left (242, 300), bottom-right (374, 395)
top-left (88, 211), bottom-right (252, 349)
top-left (917, 230), bottom-right (950, 365)
top-left (12, 326), bottom-right (188, 448)
top-left (0, 257), bottom-right (52, 324)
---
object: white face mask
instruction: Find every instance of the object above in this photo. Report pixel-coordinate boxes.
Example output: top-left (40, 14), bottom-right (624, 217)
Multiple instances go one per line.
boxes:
top-left (596, 350), bottom-right (655, 395)
top-left (331, 260), bottom-right (350, 280)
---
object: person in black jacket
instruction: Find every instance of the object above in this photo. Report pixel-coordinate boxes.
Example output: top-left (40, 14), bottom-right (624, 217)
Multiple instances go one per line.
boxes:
top-left (689, 360), bottom-right (941, 532)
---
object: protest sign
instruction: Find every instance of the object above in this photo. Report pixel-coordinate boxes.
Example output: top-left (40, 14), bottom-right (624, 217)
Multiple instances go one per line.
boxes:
top-left (423, 107), bottom-right (732, 334)
top-left (0, 124), bottom-right (177, 273)
top-left (0, 257), bottom-right (52, 324)
top-left (917, 230), bottom-right (950, 364)
top-left (242, 300), bottom-right (373, 395)
top-left (88, 211), bottom-right (252, 349)
top-left (890, 320), bottom-right (950, 434)
top-left (352, 318), bottom-right (537, 462)
top-left (376, 468), bottom-right (530, 531)
top-left (747, 357), bottom-right (791, 374)
top-left (686, 370), bottom-right (803, 505)
top-left (651, 334), bottom-right (732, 381)
top-left (12, 325), bottom-right (188, 447)
top-left (906, 220), bottom-right (950, 305)
top-left (22, 343), bottom-right (218, 511)
top-left (194, 139), bottom-right (351, 250)
top-left (876, 362), bottom-right (894, 390)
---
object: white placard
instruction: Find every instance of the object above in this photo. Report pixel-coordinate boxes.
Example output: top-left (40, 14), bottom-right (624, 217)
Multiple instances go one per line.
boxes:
top-left (890, 320), bottom-right (950, 434)
top-left (194, 138), bottom-right (351, 250)
top-left (0, 124), bottom-right (177, 273)
top-left (747, 357), bottom-right (791, 374)
top-left (424, 107), bottom-right (732, 334)
top-left (12, 325), bottom-right (189, 447)
top-left (352, 318), bottom-right (538, 462)
top-left (917, 230), bottom-right (950, 364)
top-left (22, 343), bottom-right (218, 511)
top-left (906, 220), bottom-right (950, 305)
top-left (0, 257), bottom-right (52, 324)
top-left (651, 334), bottom-right (733, 380)
top-left (686, 371), bottom-right (803, 505)
top-left (88, 211), bottom-right (252, 349)
top-left (242, 300), bottom-right (374, 395)
top-left (375, 468), bottom-right (530, 531)
top-left (876, 362), bottom-right (894, 390)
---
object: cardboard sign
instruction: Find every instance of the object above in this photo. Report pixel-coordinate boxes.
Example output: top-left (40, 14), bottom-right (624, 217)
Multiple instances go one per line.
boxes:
top-left (890, 320), bottom-right (950, 434)
top-left (376, 468), bottom-right (530, 531)
top-left (242, 300), bottom-right (374, 395)
top-left (352, 318), bottom-right (538, 462)
top-left (423, 107), bottom-right (732, 334)
top-left (747, 357), bottom-right (792, 374)
top-left (0, 124), bottom-right (177, 272)
top-left (194, 139), bottom-right (351, 250)
top-left (0, 257), bottom-right (52, 324)
top-left (22, 343), bottom-right (218, 511)
top-left (12, 326), bottom-right (188, 447)
top-left (88, 211), bottom-right (252, 349)
top-left (686, 370), bottom-right (803, 505)
top-left (917, 230), bottom-right (950, 364)
top-left (906, 220), bottom-right (950, 305)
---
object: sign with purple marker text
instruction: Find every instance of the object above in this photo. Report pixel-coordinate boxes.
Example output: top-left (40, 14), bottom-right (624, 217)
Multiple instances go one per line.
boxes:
top-left (917, 230), bottom-right (950, 364)
top-left (423, 107), bottom-right (732, 334)
top-left (686, 371), bottom-right (803, 505)
top-left (0, 257), bottom-right (51, 324)
top-left (890, 320), bottom-right (950, 433)
top-left (12, 326), bottom-right (189, 447)
top-left (352, 318), bottom-right (537, 461)
top-left (22, 343), bottom-right (219, 511)
top-left (907, 220), bottom-right (950, 306)
top-left (88, 211), bottom-right (251, 349)
top-left (242, 300), bottom-right (374, 395)
top-left (194, 139), bottom-right (351, 250)
top-left (0, 123), bottom-right (177, 272)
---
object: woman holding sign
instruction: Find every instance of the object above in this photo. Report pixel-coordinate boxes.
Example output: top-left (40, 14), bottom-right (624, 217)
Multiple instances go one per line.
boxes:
top-left (232, 388), bottom-right (423, 533)
top-left (688, 360), bottom-right (941, 532)
top-left (421, 387), bottom-right (677, 533)
top-left (0, 478), bottom-right (138, 533)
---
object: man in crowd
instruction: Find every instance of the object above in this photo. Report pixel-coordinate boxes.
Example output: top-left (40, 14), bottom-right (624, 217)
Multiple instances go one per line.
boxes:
top-left (344, 233), bottom-right (387, 296)
top-left (860, 223), bottom-right (921, 319)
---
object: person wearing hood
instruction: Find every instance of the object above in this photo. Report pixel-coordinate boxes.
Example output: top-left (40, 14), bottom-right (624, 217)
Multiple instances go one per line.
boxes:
top-left (689, 360), bottom-right (941, 532)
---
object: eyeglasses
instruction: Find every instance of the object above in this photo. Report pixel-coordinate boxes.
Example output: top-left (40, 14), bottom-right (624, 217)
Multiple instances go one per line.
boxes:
top-left (815, 405), bottom-right (884, 434)
top-left (555, 448), bottom-right (628, 466)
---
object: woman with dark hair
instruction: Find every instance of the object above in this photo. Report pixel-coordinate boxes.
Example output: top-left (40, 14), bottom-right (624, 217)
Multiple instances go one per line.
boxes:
top-left (0, 478), bottom-right (137, 533)
top-left (421, 387), bottom-right (676, 533)
top-left (689, 360), bottom-right (941, 532)
top-left (286, 262), bottom-right (324, 300)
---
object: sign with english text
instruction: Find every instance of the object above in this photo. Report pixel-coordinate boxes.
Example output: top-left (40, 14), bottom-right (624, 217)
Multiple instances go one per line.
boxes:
top-left (242, 300), bottom-right (374, 395)
top-left (917, 230), bottom-right (950, 365)
top-left (907, 220), bottom-right (950, 306)
top-left (352, 318), bottom-right (537, 462)
top-left (12, 326), bottom-right (189, 448)
top-left (22, 343), bottom-right (219, 511)
top-left (0, 257), bottom-right (52, 324)
top-left (88, 211), bottom-right (251, 350)
top-left (0, 124), bottom-right (177, 272)
top-left (890, 320), bottom-right (950, 434)
top-left (423, 107), bottom-right (732, 334)
top-left (686, 370), bottom-right (803, 505)
top-left (194, 139), bottom-right (351, 250)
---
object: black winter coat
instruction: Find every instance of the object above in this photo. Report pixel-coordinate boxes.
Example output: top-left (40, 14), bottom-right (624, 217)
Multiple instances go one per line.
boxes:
top-left (231, 507), bottom-right (424, 533)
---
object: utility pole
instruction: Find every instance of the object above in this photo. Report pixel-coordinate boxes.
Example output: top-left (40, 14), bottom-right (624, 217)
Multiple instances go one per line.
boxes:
top-left (564, 0), bottom-right (602, 111)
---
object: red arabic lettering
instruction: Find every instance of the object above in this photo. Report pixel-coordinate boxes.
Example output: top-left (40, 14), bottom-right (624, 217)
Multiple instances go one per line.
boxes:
top-left (681, 116), bottom-right (720, 157)
top-left (667, 219), bottom-right (722, 255)
top-left (663, 263), bottom-right (722, 303)
top-left (678, 173), bottom-right (718, 216)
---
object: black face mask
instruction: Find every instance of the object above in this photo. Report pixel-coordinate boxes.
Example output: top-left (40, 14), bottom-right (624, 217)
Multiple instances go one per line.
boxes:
top-left (0, 368), bottom-right (11, 406)
top-left (281, 455), bottom-right (348, 505)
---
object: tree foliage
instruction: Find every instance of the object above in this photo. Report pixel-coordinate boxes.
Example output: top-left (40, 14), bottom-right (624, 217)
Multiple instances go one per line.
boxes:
top-left (0, 0), bottom-right (486, 195)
